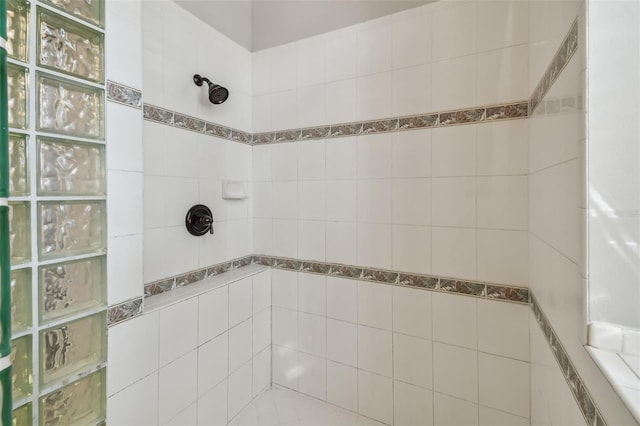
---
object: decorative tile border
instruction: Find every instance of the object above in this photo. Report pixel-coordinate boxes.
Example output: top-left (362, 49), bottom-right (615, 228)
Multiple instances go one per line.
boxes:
top-left (106, 81), bottom-right (142, 109)
top-left (143, 101), bottom-right (528, 147)
top-left (107, 297), bottom-right (143, 326)
top-left (529, 17), bottom-right (579, 114)
top-left (530, 294), bottom-right (607, 426)
top-left (143, 255), bottom-right (253, 297)
top-left (252, 255), bottom-right (529, 304)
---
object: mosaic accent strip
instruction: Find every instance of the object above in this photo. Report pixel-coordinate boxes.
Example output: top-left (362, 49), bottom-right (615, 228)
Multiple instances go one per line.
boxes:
top-left (106, 81), bottom-right (142, 109)
top-left (144, 255), bottom-right (254, 297)
top-left (529, 17), bottom-right (579, 114)
top-left (252, 255), bottom-right (528, 304)
top-left (107, 297), bottom-right (143, 326)
top-left (530, 294), bottom-right (607, 426)
top-left (142, 100), bottom-right (528, 147)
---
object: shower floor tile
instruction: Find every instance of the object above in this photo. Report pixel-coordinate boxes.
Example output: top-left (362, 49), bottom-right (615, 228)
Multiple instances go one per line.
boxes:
top-left (230, 386), bottom-right (387, 426)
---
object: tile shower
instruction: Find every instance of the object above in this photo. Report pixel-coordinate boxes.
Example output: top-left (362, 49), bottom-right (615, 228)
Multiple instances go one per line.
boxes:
top-left (4, 0), bottom-right (638, 425)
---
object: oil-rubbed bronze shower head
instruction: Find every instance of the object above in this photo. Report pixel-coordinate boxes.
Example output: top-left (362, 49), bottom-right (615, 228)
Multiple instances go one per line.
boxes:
top-left (193, 74), bottom-right (229, 104)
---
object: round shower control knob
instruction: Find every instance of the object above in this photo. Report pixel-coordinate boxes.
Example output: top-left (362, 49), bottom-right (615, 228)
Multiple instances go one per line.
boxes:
top-left (185, 205), bottom-right (214, 236)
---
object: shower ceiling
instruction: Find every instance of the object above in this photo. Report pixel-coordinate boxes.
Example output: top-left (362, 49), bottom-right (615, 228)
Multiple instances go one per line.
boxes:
top-left (174, 0), bottom-right (433, 51)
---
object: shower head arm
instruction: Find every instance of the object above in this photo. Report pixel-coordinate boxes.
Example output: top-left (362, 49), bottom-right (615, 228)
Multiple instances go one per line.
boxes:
top-left (193, 74), bottom-right (211, 87)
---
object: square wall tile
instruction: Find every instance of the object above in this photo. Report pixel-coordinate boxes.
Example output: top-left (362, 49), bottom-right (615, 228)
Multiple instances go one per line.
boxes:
top-left (198, 286), bottom-right (228, 345)
top-left (324, 78), bottom-right (358, 124)
top-left (273, 307), bottom-right (298, 350)
top-left (391, 129), bottom-right (431, 178)
top-left (198, 379), bottom-right (227, 426)
top-left (273, 345), bottom-right (298, 390)
top-left (357, 281), bottom-right (392, 330)
top-left (325, 26), bottom-right (357, 81)
top-left (357, 179), bottom-right (392, 224)
top-left (253, 347), bottom-right (272, 397)
top-left (198, 332), bottom-right (228, 397)
top-left (357, 134), bottom-right (391, 179)
top-left (327, 361), bottom-right (358, 412)
top-left (357, 223), bottom-right (392, 270)
top-left (392, 64), bottom-right (431, 117)
top-left (357, 71), bottom-right (392, 120)
top-left (228, 360), bottom-right (253, 421)
top-left (358, 325), bottom-right (392, 377)
top-left (479, 406), bottom-right (529, 426)
top-left (229, 319), bottom-right (253, 373)
top-left (272, 269), bottom-right (298, 310)
top-left (432, 292), bottom-right (477, 349)
top-left (298, 181), bottom-right (326, 221)
top-left (431, 227), bottom-right (477, 281)
top-left (298, 312), bottom-right (326, 357)
top-left (297, 139), bottom-right (326, 181)
top-left (478, 300), bottom-right (529, 361)
top-left (107, 235), bottom-right (143, 305)
top-left (357, 16), bottom-right (392, 76)
top-left (478, 353), bottom-right (530, 418)
top-left (394, 333), bottom-right (432, 389)
top-left (326, 136), bottom-right (357, 180)
top-left (392, 10), bottom-right (431, 69)
top-left (358, 370), bottom-right (393, 425)
top-left (159, 350), bottom-right (198, 424)
top-left (392, 225), bottom-right (431, 275)
top-left (431, 177), bottom-right (476, 228)
top-left (107, 373), bottom-right (158, 426)
top-left (326, 277), bottom-right (357, 323)
top-left (229, 277), bottom-right (253, 327)
top-left (477, 176), bottom-right (528, 231)
top-left (253, 307), bottom-right (271, 355)
top-left (431, 55), bottom-right (477, 111)
top-left (326, 222), bottom-right (357, 265)
top-left (253, 270), bottom-right (271, 314)
top-left (434, 392), bottom-right (479, 426)
top-left (477, 45), bottom-right (529, 105)
top-left (394, 381), bottom-right (434, 426)
top-left (393, 286), bottom-right (432, 339)
top-left (107, 312), bottom-right (159, 396)
top-left (159, 298), bottom-right (198, 366)
top-left (298, 352), bottom-right (326, 400)
top-left (392, 178), bottom-right (431, 226)
top-left (477, 0), bottom-right (529, 52)
top-left (326, 180), bottom-right (357, 222)
top-left (433, 342), bottom-right (478, 403)
top-left (298, 273), bottom-right (326, 316)
top-left (476, 120), bottom-right (528, 177)
top-left (432, 1), bottom-right (477, 60)
top-left (327, 318), bottom-right (357, 367)
top-left (477, 230), bottom-right (528, 286)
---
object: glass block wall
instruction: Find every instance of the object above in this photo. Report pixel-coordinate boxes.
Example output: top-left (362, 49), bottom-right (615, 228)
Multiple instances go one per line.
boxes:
top-left (6, 0), bottom-right (107, 423)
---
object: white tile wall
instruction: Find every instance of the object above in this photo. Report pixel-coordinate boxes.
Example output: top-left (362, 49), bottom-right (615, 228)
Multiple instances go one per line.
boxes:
top-left (107, 269), bottom-right (271, 425)
top-left (272, 270), bottom-right (531, 425)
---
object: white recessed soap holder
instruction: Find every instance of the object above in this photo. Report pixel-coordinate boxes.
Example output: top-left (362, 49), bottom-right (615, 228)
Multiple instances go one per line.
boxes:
top-left (222, 180), bottom-right (247, 200)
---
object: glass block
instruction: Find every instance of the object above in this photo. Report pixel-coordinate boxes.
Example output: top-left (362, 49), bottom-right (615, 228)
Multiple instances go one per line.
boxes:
top-left (8, 63), bottom-right (28, 129)
top-left (12, 402), bottom-right (32, 426)
top-left (36, 72), bottom-right (104, 140)
top-left (11, 335), bottom-right (33, 401)
top-left (39, 312), bottom-right (106, 387)
top-left (40, 0), bottom-right (104, 28)
top-left (6, 0), bottom-right (29, 62)
top-left (9, 133), bottom-right (29, 196)
top-left (9, 202), bottom-right (30, 265)
top-left (38, 201), bottom-right (106, 260)
top-left (39, 256), bottom-right (106, 324)
top-left (37, 137), bottom-right (105, 196)
top-left (10, 268), bottom-right (32, 333)
top-left (40, 369), bottom-right (106, 425)
top-left (38, 7), bottom-right (104, 83)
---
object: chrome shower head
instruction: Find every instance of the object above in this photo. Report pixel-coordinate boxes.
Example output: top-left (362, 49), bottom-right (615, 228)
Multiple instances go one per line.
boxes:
top-left (193, 74), bottom-right (229, 104)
